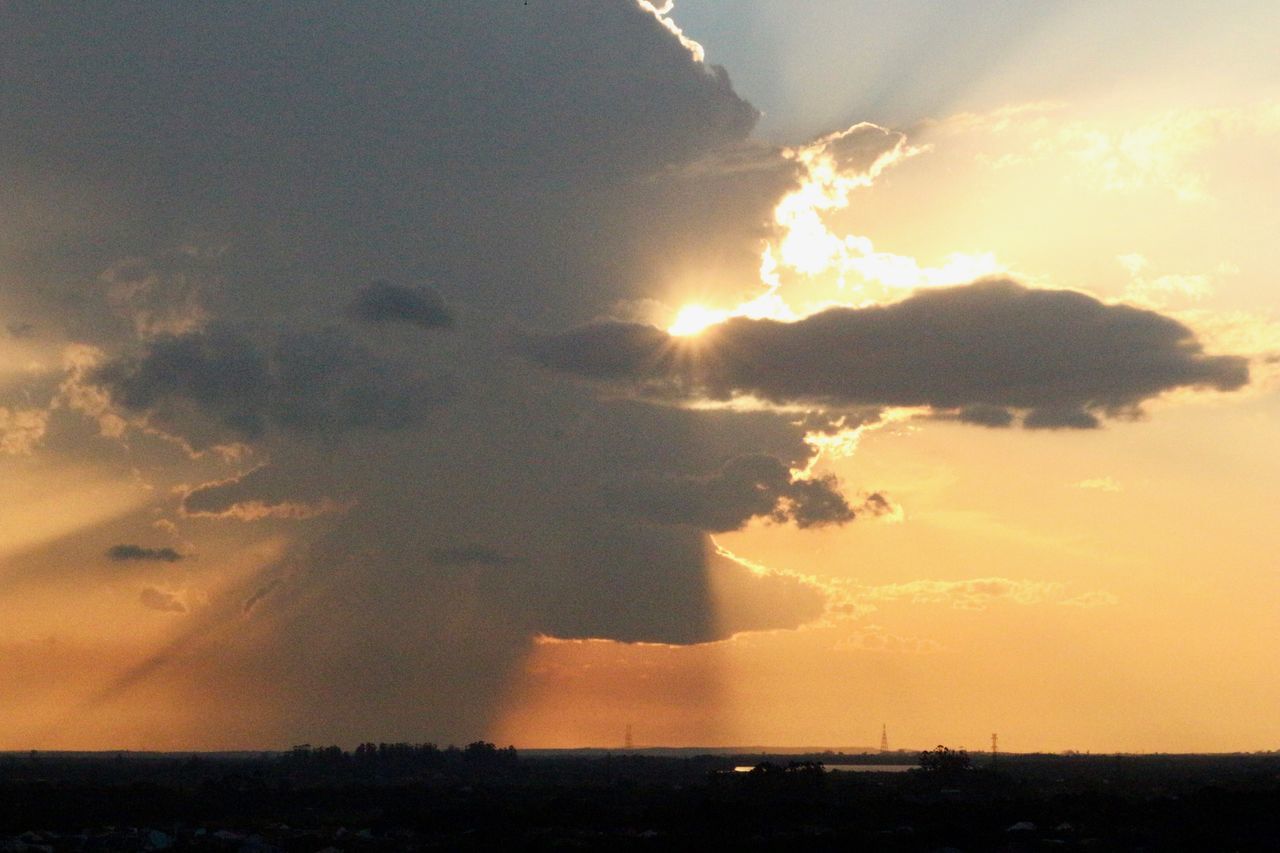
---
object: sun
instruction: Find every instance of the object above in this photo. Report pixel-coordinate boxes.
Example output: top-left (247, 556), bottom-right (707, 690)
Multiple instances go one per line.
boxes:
top-left (667, 304), bottom-right (729, 337)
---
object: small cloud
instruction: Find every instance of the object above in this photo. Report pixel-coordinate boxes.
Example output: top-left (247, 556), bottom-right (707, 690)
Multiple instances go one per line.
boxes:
top-left (0, 407), bottom-right (50, 455)
top-left (1060, 590), bottom-right (1119, 607)
top-left (348, 281), bottom-right (454, 330)
top-left (151, 518), bottom-right (180, 536)
top-left (106, 544), bottom-right (185, 562)
top-left (1119, 254), bottom-right (1217, 309)
top-left (861, 577), bottom-right (1064, 610)
top-left (6, 321), bottom-right (35, 339)
top-left (835, 624), bottom-right (943, 654)
top-left (242, 579), bottom-right (282, 616)
top-left (1117, 253), bottom-right (1149, 276)
top-left (856, 492), bottom-right (904, 522)
top-left (1074, 477), bottom-right (1122, 492)
top-left (139, 587), bottom-right (186, 613)
top-left (1124, 273), bottom-right (1213, 309)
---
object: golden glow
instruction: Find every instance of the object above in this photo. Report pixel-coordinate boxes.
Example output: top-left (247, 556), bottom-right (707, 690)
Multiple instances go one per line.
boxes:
top-left (667, 304), bottom-right (730, 336)
top-left (666, 120), bottom-right (1004, 343)
top-left (666, 286), bottom-right (798, 336)
top-left (0, 468), bottom-right (152, 563)
top-left (492, 636), bottom-right (730, 748)
top-left (499, 94), bottom-right (1280, 753)
top-left (6, 21), bottom-right (1280, 750)
top-left (1, 533), bottom-right (290, 750)
top-left (766, 124), bottom-right (1010, 307)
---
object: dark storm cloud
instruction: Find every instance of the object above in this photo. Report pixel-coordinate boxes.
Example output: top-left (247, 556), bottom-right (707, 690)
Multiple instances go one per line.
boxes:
top-left (529, 322), bottom-right (674, 382)
top-left (955, 404), bottom-right (1017, 428)
top-left (94, 325), bottom-right (453, 446)
top-left (94, 326), bottom-right (270, 440)
top-left (0, 2), bottom-right (783, 331)
top-left (0, 1), bottom-right (856, 743)
top-left (429, 547), bottom-right (528, 568)
top-left (528, 279), bottom-right (1249, 427)
top-left (1022, 406), bottom-right (1102, 430)
top-left (106, 544), bottom-right (184, 563)
top-left (607, 453), bottom-right (853, 532)
top-left (532, 519), bottom-right (826, 645)
top-left (348, 282), bottom-right (453, 331)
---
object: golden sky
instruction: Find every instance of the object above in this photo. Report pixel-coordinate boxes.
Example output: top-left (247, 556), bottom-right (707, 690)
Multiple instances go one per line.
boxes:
top-left (2, 2), bottom-right (1277, 753)
top-left (495, 5), bottom-right (1280, 753)
top-left (494, 93), bottom-right (1280, 752)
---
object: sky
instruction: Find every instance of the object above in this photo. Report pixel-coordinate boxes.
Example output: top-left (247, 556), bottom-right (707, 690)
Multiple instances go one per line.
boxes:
top-left (1, 2), bottom-right (1277, 753)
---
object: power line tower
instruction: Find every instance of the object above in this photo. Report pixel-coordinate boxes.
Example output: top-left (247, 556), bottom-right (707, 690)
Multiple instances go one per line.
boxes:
top-left (880, 723), bottom-right (889, 752)
top-left (624, 723), bottom-right (633, 750)
top-left (991, 732), bottom-right (998, 768)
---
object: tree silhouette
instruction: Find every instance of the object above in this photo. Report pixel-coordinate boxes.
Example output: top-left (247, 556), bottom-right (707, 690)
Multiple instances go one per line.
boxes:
top-left (918, 745), bottom-right (972, 776)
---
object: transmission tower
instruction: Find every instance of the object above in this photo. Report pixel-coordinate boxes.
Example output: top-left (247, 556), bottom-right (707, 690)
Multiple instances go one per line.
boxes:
top-left (880, 723), bottom-right (889, 752)
top-left (991, 732), bottom-right (998, 768)
top-left (625, 723), bottom-right (633, 750)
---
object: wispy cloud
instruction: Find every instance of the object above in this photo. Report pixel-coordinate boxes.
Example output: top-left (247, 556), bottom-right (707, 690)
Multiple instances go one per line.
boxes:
top-left (1060, 590), bottom-right (1119, 608)
top-left (1074, 477), bottom-right (1122, 492)
top-left (139, 587), bottom-right (186, 613)
top-left (858, 577), bottom-right (1064, 610)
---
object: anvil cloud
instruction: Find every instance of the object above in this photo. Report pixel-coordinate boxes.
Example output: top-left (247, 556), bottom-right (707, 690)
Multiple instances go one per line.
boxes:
top-left (0, 1), bottom-right (1259, 750)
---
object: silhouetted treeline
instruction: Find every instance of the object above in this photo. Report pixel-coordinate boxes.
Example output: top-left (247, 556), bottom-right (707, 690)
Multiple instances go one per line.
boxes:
top-left (284, 740), bottom-right (518, 776)
top-left (917, 744), bottom-right (972, 779)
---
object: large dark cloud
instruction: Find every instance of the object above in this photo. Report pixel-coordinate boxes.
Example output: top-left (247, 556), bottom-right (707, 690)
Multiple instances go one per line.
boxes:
top-left (6, 0), bottom-right (1240, 751)
top-left (0, 1), bottom-right (845, 747)
top-left (606, 453), bottom-right (853, 532)
top-left (93, 325), bottom-right (453, 447)
top-left (528, 279), bottom-right (1250, 427)
top-left (954, 404), bottom-right (1018, 428)
top-left (0, 2), bottom-right (787, 331)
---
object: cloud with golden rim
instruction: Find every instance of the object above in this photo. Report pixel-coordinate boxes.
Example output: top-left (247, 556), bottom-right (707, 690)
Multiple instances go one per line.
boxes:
top-left (529, 279), bottom-right (1248, 428)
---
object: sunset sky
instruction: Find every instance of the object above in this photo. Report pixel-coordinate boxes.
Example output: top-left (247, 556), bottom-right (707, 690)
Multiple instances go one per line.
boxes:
top-left (2, 2), bottom-right (1277, 754)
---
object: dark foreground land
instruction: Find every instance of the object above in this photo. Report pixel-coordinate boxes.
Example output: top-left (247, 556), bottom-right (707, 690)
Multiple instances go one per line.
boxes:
top-left (2, 745), bottom-right (1279, 851)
